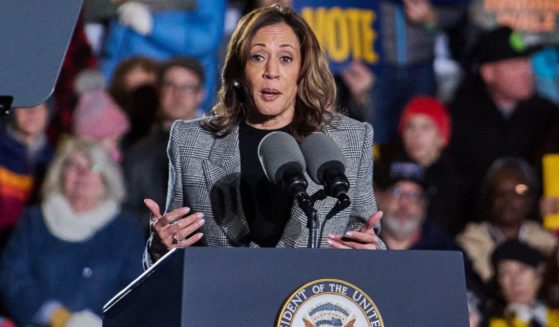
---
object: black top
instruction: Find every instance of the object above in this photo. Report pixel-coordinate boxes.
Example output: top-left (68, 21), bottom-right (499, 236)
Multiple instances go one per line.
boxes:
top-left (448, 74), bottom-right (559, 220)
top-left (239, 122), bottom-right (292, 247)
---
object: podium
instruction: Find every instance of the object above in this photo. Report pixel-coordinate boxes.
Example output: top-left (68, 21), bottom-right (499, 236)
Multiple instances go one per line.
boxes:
top-left (103, 248), bottom-right (468, 326)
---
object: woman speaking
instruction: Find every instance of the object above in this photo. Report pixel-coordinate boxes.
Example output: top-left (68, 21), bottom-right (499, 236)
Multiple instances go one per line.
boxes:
top-left (144, 4), bottom-right (384, 267)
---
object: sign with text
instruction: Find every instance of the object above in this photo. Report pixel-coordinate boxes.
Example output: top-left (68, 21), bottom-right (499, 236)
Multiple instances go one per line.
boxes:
top-left (484, 0), bottom-right (559, 34)
top-left (292, 0), bottom-right (382, 74)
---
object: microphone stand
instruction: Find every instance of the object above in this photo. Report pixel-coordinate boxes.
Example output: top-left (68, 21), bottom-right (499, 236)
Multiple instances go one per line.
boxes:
top-left (317, 193), bottom-right (351, 247)
top-left (283, 170), bottom-right (320, 249)
top-left (295, 192), bottom-right (319, 249)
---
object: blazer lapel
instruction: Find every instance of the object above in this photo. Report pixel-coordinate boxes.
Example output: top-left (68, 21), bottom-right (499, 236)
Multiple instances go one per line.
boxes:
top-left (202, 126), bottom-right (251, 244)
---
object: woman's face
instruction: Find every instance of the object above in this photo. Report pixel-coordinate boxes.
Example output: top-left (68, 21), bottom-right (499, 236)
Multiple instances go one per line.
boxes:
top-left (62, 152), bottom-right (105, 208)
top-left (14, 103), bottom-right (48, 138)
top-left (244, 22), bottom-right (301, 129)
top-left (498, 260), bottom-right (542, 305)
top-left (402, 115), bottom-right (444, 166)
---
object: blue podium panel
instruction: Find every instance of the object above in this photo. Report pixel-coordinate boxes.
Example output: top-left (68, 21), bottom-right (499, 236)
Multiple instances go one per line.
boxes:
top-left (104, 248), bottom-right (468, 327)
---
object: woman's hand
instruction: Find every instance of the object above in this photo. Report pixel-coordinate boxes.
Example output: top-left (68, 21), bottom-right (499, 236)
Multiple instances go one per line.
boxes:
top-left (144, 199), bottom-right (205, 261)
top-left (341, 61), bottom-right (375, 107)
top-left (327, 211), bottom-right (383, 250)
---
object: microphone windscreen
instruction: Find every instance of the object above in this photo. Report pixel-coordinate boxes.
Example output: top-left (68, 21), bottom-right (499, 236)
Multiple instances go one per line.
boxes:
top-left (300, 132), bottom-right (346, 184)
top-left (258, 131), bottom-right (306, 184)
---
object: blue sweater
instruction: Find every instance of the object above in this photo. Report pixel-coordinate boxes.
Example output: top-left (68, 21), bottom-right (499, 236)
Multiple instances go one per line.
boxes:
top-left (0, 129), bottom-right (53, 231)
top-left (0, 206), bottom-right (145, 326)
top-left (100, 0), bottom-right (225, 111)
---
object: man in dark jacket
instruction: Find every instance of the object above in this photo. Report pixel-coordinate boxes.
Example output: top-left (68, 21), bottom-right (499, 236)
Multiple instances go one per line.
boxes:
top-left (122, 57), bottom-right (205, 235)
top-left (448, 26), bottom-right (559, 221)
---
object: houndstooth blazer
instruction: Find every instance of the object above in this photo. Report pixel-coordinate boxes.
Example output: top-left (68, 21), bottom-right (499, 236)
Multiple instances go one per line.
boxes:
top-left (144, 114), bottom-right (382, 268)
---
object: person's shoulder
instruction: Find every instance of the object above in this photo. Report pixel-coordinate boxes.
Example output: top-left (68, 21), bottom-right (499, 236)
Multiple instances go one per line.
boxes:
top-left (13, 205), bottom-right (48, 233)
top-left (326, 114), bottom-right (371, 132)
top-left (168, 117), bottom-right (220, 154)
top-left (457, 222), bottom-right (491, 240)
top-left (325, 114), bottom-right (373, 145)
top-left (325, 114), bottom-right (372, 138)
top-left (125, 132), bottom-right (164, 157)
top-left (169, 118), bottom-right (214, 141)
top-left (105, 211), bottom-right (145, 240)
top-left (170, 117), bottom-right (209, 133)
top-left (524, 220), bottom-right (556, 236)
top-left (523, 94), bottom-right (559, 114)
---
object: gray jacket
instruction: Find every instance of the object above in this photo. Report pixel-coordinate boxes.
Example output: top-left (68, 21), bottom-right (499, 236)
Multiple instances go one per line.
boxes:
top-left (144, 114), bottom-right (383, 268)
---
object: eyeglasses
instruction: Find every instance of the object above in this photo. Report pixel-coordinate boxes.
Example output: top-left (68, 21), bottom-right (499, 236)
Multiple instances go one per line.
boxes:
top-left (161, 81), bottom-right (201, 94)
top-left (388, 187), bottom-right (424, 203)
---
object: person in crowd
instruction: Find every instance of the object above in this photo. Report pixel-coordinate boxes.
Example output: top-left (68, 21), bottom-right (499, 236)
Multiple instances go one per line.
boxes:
top-left (466, 0), bottom-right (559, 104)
top-left (143, 4), bottom-right (385, 268)
top-left (0, 102), bottom-right (55, 249)
top-left (467, 290), bottom-right (482, 327)
top-left (123, 56), bottom-right (206, 233)
top-left (73, 70), bottom-right (130, 163)
top-left (448, 26), bottom-right (559, 220)
top-left (108, 55), bottom-right (158, 108)
top-left (532, 46), bottom-right (559, 105)
top-left (457, 157), bottom-right (558, 282)
top-left (108, 56), bottom-right (159, 150)
top-left (337, 61), bottom-right (376, 123)
top-left (0, 316), bottom-right (14, 327)
top-left (100, 0), bottom-right (225, 111)
top-left (384, 95), bottom-right (467, 236)
top-left (0, 139), bottom-right (144, 327)
top-left (544, 246), bottom-right (559, 309)
top-left (538, 119), bottom-right (559, 233)
top-left (377, 161), bottom-right (458, 251)
top-left (371, 0), bottom-right (466, 145)
top-left (486, 240), bottom-right (559, 326)
top-left (376, 160), bottom-right (485, 298)
top-left (48, 15), bottom-right (98, 144)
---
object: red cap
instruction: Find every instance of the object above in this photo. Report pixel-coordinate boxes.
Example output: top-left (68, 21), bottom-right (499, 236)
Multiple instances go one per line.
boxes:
top-left (398, 96), bottom-right (451, 147)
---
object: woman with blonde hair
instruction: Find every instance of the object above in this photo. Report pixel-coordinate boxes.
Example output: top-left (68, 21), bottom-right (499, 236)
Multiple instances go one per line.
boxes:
top-left (144, 4), bottom-right (384, 267)
top-left (0, 138), bottom-right (144, 327)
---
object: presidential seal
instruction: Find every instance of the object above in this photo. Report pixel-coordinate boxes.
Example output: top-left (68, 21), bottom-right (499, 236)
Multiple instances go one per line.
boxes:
top-left (276, 279), bottom-right (384, 327)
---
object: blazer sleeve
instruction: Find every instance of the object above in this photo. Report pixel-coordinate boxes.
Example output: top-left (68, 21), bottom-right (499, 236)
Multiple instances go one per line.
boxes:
top-left (345, 122), bottom-right (386, 249)
top-left (143, 121), bottom-right (186, 269)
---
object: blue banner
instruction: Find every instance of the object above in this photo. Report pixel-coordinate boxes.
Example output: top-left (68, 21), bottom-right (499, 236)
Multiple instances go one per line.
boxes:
top-left (292, 0), bottom-right (382, 74)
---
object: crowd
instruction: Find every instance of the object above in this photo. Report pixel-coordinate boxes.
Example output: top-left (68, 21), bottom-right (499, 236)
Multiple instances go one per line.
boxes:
top-left (1, 0), bottom-right (558, 326)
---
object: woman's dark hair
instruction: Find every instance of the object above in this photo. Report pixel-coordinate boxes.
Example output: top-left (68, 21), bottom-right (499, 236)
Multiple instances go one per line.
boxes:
top-left (108, 56), bottom-right (158, 108)
top-left (203, 4), bottom-right (336, 141)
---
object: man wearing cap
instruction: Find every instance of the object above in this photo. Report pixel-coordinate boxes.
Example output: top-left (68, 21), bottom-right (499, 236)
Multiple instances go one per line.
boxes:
top-left (377, 161), bottom-right (459, 250)
top-left (448, 26), bottom-right (559, 220)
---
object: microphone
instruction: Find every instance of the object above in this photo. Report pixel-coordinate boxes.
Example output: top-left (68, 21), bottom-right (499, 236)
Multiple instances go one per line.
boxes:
top-left (257, 131), bottom-right (309, 201)
top-left (258, 131), bottom-right (319, 248)
top-left (299, 132), bottom-right (350, 202)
